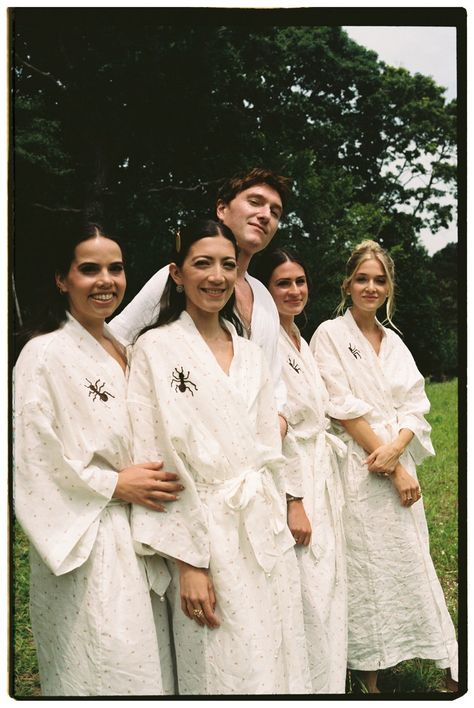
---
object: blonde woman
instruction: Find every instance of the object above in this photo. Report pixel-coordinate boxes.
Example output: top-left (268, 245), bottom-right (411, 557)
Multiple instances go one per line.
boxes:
top-left (311, 240), bottom-right (458, 693)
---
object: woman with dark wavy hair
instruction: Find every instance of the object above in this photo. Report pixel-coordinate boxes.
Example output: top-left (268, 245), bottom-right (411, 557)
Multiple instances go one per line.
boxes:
top-left (128, 220), bottom-right (311, 695)
top-left (14, 220), bottom-right (180, 695)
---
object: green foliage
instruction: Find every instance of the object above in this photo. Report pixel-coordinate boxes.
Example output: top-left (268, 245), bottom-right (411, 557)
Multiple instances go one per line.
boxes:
top-left (12, 10), bottom-right (458, 375)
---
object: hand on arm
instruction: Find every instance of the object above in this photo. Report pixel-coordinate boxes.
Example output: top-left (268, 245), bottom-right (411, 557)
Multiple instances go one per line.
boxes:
top-left (177, 560), bottom-right (220, 629)
top-left (113, 461), bottom-right (184, 511)
top-left (364, 428), bottom-right (414, 473)
top-left (287, 498), bottom-right (312, 546)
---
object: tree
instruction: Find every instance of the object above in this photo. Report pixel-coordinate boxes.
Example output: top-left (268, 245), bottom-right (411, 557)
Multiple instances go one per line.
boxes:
top-left (11, 9), bottom-right (460, 374)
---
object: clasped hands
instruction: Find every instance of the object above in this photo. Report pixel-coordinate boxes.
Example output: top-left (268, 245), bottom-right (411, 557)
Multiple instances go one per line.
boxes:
top-left (364, 442), bottom-right (421, 508)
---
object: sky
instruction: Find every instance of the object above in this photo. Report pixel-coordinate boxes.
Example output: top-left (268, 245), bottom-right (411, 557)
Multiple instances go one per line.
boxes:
top-left (344, 26), bottom-right (458, 256)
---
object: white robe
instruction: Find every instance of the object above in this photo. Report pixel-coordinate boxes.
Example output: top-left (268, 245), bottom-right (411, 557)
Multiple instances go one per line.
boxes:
top-left (311, 309), bottom-right (458, 679)
top-left (14, 314), bottom-right (172, 696)
top-left (127, 312), bottom-right (311, 695)
top-left (279, 325), bottom-right (348, 693)
top-left (109, 265), bottom-right (287, 410)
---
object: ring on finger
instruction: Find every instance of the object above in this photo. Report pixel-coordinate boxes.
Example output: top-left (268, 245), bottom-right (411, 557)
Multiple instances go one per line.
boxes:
top-left (192, 608), bottom-right (204, 619)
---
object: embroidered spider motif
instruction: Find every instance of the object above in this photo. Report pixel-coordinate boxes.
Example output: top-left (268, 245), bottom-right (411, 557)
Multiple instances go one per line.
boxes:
top-left (288, 356), bottom-right (301, 374)
top-left (171, 367), bottom-right (198, 396)
top-left (85, 378), bottom-right (115, 402)
top-left (348, 343), bottom-right (362, 359)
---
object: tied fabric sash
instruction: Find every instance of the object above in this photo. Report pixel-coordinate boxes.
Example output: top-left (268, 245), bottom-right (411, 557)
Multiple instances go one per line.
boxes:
top-left (197, 467), bottom-right (291, 574)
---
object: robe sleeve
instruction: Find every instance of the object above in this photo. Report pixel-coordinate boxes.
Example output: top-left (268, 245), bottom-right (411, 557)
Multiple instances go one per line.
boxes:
top-left (14, 365), bottom-right (118, 576)
top-left (127, 339), bottom-right (211, 568)
top-left (281, 423), bottom-right (305, 497)
top-left (310, 323), bottom-right (373, 420)
top-left (390, 335), bottom-right (435, 464)
top-left (247, 274), bottom-right (288, 412)
top-left (108, 264), bottom-right (170, 343)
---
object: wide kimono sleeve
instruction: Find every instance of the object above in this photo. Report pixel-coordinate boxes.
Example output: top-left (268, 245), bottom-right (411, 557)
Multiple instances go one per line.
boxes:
top-left (281, 424), bottom-right (305, 497)
top-left (247, 274), bottom-right (287, 413)
top-left (310, 322), bottom-right (372, 421)
top-left (14, 346), bottom-right (118, 576)
top-left (108, 264), bottom-right (170, 343)
top-left (389, 333), bottom-right (435, 464)
top-left (127, 338), bottom-right (211, 569)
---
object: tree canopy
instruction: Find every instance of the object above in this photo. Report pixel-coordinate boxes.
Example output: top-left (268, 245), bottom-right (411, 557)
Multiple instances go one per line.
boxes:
top-left (11, 8), bottom-right (462, 377)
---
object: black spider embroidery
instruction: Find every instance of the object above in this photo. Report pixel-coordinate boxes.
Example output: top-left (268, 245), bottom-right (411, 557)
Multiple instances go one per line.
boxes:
top-left (348, 343), bottom-right (362, 359)
top-left (171, 367), bottom-right (198, 396)
top-left (85, 378), bottom-right (115, 402)
top-left (288, 356), bottom-right (301, 374)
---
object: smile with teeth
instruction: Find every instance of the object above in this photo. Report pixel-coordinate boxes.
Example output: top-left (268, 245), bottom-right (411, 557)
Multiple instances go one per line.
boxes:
top-left (90, 293), bottom-right (115, 301)
top-left (201, 288), bottom-right (226, 295)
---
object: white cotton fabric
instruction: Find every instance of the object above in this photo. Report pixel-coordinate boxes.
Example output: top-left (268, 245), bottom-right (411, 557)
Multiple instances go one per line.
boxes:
top-left (109, 265), bottom-right (287, 410)
top-left (127, 311), bottom-right (311, 695)
top-left (311, 309), bottom-right (458, 680)
top-left (14, 314), bottom-right (173, 696)
top-left (279, 325), bottom-right (348, 693)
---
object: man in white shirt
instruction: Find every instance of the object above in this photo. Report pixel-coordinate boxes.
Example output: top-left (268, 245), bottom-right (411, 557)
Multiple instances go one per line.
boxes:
top-left (109, 167), bottom-right (291, 433)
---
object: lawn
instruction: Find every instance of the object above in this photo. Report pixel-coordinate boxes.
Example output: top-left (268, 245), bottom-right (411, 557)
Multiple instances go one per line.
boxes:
top-left (10, 379), bottom-right (461, 697)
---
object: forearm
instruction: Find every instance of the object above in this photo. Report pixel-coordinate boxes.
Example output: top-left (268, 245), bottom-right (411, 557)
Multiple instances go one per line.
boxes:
top-left (338, 416), bottom-right (383, 453)
top-left (393, 428), bottom-right (414, 455)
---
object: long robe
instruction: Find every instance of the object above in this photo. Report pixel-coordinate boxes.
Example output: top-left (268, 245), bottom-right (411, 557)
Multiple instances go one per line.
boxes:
top-left (14, 313), bottom-right (172, 696)
top-left (109, 265), bottom-right (287, 410)
top-left (311, 309), bottom-right (458, 679)
top-left (279, 325), bottom-right (348, 693)
top-left (127, 311), bottom-right (311, 695)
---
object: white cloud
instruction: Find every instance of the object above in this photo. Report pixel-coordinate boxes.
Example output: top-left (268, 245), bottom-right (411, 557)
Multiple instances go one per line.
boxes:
top-left (344, 26), bottom-right (457, 101)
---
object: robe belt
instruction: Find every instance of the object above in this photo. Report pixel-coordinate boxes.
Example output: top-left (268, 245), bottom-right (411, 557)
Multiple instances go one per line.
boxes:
top-left (197, 466), bottom-right (293, 574)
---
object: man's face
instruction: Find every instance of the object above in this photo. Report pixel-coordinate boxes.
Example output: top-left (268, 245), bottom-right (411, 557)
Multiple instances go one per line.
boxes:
top-left (216, 183), bottom-right (283, 257)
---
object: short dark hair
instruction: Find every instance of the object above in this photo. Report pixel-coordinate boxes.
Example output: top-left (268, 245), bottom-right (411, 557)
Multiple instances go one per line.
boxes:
top-left (216, 167), bottom-right (292, 213)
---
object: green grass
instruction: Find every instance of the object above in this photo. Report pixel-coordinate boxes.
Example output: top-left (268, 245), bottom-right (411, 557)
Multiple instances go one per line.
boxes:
top-left (11, 380), bottom-right (459, 697)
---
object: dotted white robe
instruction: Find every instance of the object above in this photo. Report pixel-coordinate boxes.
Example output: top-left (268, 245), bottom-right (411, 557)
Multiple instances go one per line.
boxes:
top-left (14, 314), bottom-right (172, 696)
top-left (109, 265), bottom-right (287, 410)
top-left (127, 312), bottom-right (311, 695)
top-left (279, 325), bottom-right (348, 693)
top-left (311, 309), bottom-right (458, 680)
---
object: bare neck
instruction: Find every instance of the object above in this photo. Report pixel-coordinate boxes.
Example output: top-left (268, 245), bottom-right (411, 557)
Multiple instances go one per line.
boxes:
top-left (350, 306), bottom-right (378, 334)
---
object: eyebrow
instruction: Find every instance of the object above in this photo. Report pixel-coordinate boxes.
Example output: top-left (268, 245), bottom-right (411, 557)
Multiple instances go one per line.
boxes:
top-left (247, 192), bottom-right (282, 213)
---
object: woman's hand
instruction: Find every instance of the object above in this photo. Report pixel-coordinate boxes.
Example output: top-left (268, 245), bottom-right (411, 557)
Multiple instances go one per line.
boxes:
top-left (391, 464), bottom-right (422, 507)
top-left (177, 561), bottom-right (220, 629)
top-left (287, 499), bottom-right (312, 546)
top-left (364, 442), bottom-right (402, 474)
top-left (113, 461), bottom-right (183, 511)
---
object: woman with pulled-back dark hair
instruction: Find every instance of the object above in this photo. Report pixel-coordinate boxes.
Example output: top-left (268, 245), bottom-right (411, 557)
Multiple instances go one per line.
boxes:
top-left (14, 219), bottom-right (180, 695)
top-left (258, 247), bottom-right (348, 693)
top-left (140, 218), bottom-right (243, 337)
top-left (128, 221), bottom-right (311, 695)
